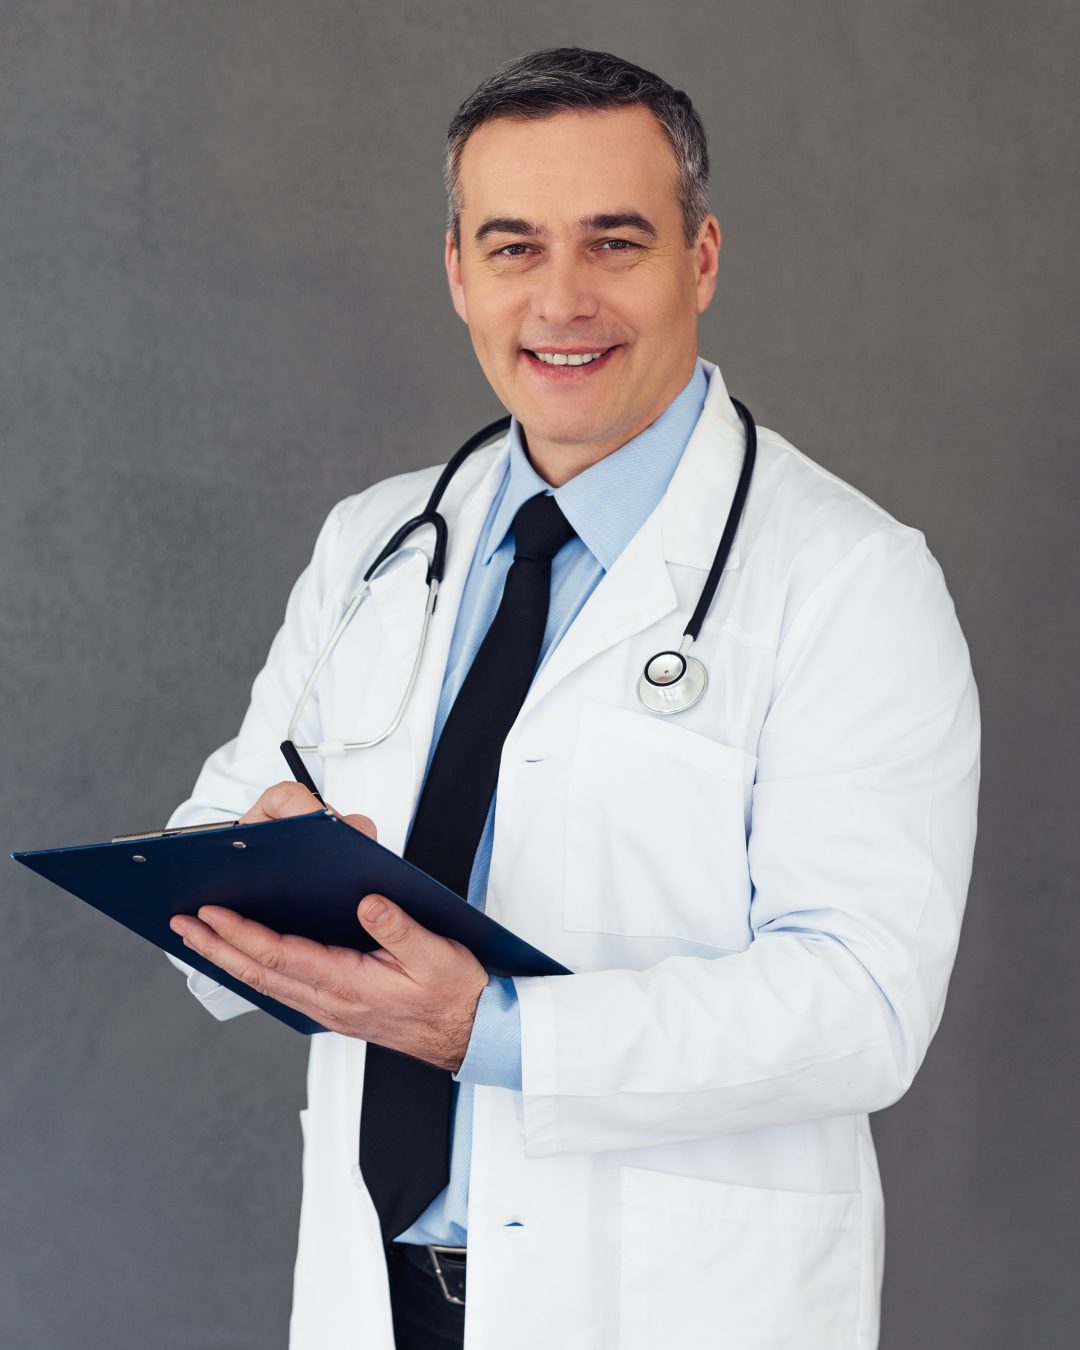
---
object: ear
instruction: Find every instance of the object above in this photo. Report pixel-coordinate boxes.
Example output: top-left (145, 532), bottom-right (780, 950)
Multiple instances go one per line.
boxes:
top-left (445, 231), bottom-right (469, 324)
top-left (693, 214), bottom-right (722, 314)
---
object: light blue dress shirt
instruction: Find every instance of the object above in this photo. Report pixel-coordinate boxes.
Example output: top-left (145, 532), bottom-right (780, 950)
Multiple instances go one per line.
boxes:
top-left (397, 360), bottom-right (710, 1246)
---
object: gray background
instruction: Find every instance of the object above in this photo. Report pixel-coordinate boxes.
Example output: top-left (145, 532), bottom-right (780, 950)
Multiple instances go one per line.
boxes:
top-left (2, 2), bottom-right (1076, 1346)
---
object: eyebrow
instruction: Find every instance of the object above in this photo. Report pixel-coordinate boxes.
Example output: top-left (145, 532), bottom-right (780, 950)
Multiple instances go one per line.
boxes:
top-left (473, 211), bottom-right (659, 244)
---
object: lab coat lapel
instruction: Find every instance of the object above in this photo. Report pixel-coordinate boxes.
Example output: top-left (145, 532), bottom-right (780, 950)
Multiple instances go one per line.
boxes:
top-left (367, 437), bottom-right (510, 806)
top-left (521, 362), bottom-right (748, 717)
top-left (520, 510), bottom-right (677, 717)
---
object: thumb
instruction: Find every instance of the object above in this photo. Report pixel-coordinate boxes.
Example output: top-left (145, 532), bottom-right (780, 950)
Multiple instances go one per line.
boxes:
top-left (341, 812), bottom-right (377, 841)
top-left (358, 895), bottom-right (428, 966)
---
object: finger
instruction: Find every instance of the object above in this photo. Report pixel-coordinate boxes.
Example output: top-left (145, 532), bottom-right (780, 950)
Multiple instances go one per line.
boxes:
top-left (357, 895), bottom-right (444, 975)
top-left (239, 781), bottom-right (323, 825)
top-left (179, 906), bottom-right (365, 995)
top-left (340, 812), bottom-right (377, 840)
top-left (170, 911), bottom-right (317, 1008)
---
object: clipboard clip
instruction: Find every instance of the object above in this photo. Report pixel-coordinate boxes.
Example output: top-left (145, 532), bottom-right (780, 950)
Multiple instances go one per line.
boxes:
top-left (110, 819), bottom-right (240, 844)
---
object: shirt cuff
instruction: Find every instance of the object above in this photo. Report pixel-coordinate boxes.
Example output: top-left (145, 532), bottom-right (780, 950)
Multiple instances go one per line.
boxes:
top-left (454, 975), bottom-right (522, 1090)
top-left (165, 952), bottom-right (257, 1021)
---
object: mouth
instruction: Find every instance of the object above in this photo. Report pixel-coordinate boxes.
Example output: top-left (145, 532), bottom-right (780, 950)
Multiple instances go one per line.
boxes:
top-left (520, 345), bottom-right (619, 379)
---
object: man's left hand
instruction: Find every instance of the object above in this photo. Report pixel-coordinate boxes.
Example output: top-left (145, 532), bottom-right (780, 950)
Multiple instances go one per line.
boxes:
top-left (170, 896), bottom-right (489, 1072)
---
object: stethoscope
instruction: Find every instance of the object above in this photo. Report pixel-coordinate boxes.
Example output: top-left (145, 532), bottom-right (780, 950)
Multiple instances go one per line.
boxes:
top-left (287, 398), bottom-right (756, 756)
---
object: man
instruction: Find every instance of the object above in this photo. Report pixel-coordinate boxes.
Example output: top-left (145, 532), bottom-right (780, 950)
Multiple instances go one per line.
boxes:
top-left (167, 48), bottom-right (979, 1350)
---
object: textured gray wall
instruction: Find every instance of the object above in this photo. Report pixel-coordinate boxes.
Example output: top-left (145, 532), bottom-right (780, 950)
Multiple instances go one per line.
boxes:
top-left (3, 3), bottom-right (1077, 1347)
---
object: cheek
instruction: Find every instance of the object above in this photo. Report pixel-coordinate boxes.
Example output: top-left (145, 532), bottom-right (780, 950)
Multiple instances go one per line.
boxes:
top-left (634, 281), bottom-right (697, 354)
top-left (649, 269), bottom-right (694, 318)
top-left (609, 269), bottom-right (681, 332)
top-left (467, 293), bottom-right (518, 360)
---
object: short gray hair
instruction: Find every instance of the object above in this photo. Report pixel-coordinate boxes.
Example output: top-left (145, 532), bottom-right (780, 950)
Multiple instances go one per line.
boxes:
top-left (445, 47), bottom-right (710, 251)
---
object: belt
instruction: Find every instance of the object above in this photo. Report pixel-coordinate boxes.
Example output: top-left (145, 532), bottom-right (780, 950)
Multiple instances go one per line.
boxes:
top-left (393, 1242), bottom-right (467, 1305)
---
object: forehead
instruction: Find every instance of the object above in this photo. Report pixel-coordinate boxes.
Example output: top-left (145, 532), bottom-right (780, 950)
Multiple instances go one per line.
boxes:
top-left (455, 106), bottom-right (681, 227)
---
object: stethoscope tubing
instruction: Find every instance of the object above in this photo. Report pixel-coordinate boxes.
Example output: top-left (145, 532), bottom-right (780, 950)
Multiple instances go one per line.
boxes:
top-left (683, 397), bottom-right (756, 642)
top-left (289, 397), bottom-right (755, 749)
top-left (362, 415), bottom-right (513, 588)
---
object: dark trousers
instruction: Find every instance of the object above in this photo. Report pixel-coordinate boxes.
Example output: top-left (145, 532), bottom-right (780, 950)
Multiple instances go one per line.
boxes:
top-left (387, 1243), bottom-right (466, 1350)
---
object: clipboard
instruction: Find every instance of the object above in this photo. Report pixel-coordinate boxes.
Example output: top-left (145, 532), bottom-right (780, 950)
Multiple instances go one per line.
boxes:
top-left (12, 809), bottom-right (569, 1034)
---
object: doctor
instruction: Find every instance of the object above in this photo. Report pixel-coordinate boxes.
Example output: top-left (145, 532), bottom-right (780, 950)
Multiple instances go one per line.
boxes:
top-left (167, 47), bottom-right (979, 1350)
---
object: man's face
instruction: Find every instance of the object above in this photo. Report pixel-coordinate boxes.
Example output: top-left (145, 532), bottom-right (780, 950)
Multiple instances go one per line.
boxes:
top-left (445, 106), bottom-right (720, 479)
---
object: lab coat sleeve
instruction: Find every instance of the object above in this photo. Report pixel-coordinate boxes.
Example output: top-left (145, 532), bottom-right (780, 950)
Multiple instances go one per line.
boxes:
top-left (515, 526), bottom-right (980, 1157)
top-left (164, 495), bottom-right (355, 1021)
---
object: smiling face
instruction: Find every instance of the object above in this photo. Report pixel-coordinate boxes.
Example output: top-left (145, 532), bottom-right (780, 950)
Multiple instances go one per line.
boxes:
top-left (445, 106), bottom-right (720, 484)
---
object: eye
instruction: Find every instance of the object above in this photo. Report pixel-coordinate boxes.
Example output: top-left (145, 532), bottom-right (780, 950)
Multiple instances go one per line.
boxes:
top-left (494, 243), bottom-right (532, 257)
top-left (597, 238), bottom-right (640, 252)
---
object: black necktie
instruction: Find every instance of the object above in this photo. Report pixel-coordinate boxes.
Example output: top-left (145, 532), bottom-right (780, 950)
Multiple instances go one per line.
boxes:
top-left (359, 492), bottom-right (576, 1242)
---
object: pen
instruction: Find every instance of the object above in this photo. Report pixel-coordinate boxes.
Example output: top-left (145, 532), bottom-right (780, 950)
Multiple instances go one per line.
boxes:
top-left (280, 739), bottom-right (327, 807)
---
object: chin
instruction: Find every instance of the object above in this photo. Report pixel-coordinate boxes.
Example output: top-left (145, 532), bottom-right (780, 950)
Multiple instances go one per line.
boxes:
top-left (528, 418), bottom-right (602, 446)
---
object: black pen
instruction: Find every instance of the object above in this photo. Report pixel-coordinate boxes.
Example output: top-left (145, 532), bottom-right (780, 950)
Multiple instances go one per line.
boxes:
top-left (280, 739), bottom-right (327, 806)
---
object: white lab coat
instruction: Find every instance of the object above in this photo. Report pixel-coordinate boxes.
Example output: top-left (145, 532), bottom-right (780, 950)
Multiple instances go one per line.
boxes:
top-left (168, 361), bottom-right (979, 1350)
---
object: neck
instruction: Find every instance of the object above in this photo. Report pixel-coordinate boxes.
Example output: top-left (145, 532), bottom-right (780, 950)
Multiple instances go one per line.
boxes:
top-left (520, 434), bottom-right (625, 488)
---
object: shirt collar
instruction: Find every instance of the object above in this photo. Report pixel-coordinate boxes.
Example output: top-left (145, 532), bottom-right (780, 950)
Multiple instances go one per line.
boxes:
top-left (481, 359), bottom-right (710, 570)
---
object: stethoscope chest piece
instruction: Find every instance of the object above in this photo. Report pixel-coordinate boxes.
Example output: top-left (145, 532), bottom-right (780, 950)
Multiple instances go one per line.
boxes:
top-left (637, 648), bottom-right (708, 715)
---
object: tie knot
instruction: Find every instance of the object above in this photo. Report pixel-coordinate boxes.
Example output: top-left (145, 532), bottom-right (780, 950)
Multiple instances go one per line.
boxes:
top-left (512, 493), bottom-right (576, 563)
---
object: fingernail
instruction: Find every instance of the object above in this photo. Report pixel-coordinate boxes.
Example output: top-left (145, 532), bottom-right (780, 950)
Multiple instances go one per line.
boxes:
top-left (363, 898), bottom-right (387, 923)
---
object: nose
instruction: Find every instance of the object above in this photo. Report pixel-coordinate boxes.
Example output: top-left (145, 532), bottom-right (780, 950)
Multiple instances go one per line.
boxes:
top-left (530, 248), bottom-right (599, 328)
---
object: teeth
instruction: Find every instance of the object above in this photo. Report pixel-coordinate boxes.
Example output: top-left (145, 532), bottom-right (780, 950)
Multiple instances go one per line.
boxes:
top-left (532, 350), bottom-right (607, 366)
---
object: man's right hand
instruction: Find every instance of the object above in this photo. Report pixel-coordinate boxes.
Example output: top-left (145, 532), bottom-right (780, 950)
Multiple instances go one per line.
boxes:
top-left (238, 781), bottom-right (377, 841)
top-left (173, 781), bottom-right (486, 1066)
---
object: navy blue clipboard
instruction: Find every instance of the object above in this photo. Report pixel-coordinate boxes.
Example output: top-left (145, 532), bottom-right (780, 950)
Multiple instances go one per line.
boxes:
top-left (12, 809), bottom-right (569, 1035)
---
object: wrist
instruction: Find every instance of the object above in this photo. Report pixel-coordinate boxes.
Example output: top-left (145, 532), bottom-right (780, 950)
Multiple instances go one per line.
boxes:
top-left (428, 972), bottom-right (488, 1072)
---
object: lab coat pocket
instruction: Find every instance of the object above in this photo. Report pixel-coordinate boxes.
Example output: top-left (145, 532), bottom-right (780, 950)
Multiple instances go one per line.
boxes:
top-left (564, 701), bottom-right (755, 950)
top-left (619, 1167), bottom-right (863, 1350)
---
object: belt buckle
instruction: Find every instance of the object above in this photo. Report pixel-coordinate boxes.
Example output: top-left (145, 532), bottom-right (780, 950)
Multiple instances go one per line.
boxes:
top-left (426, 1244), bottom-right (467, 1306)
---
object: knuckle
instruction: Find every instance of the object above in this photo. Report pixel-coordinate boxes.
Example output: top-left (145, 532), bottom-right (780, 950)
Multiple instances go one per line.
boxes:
top-left (311, 983), bottom-right (353, 1029)
top-left (236, 963), bottom-right (269, 996)
top-left (311, 956), bottom-right (358, 1011)
top-left (311, 984), bottom-right (339, 1017)
top-left (265, 781), bottom-right (311, 817)
top-left (330, 965), bottom-right (362, 1005)
top-left (379, 917), bottom-right (411, 946)
top-left (260, 943), bottom-right (288, 974)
